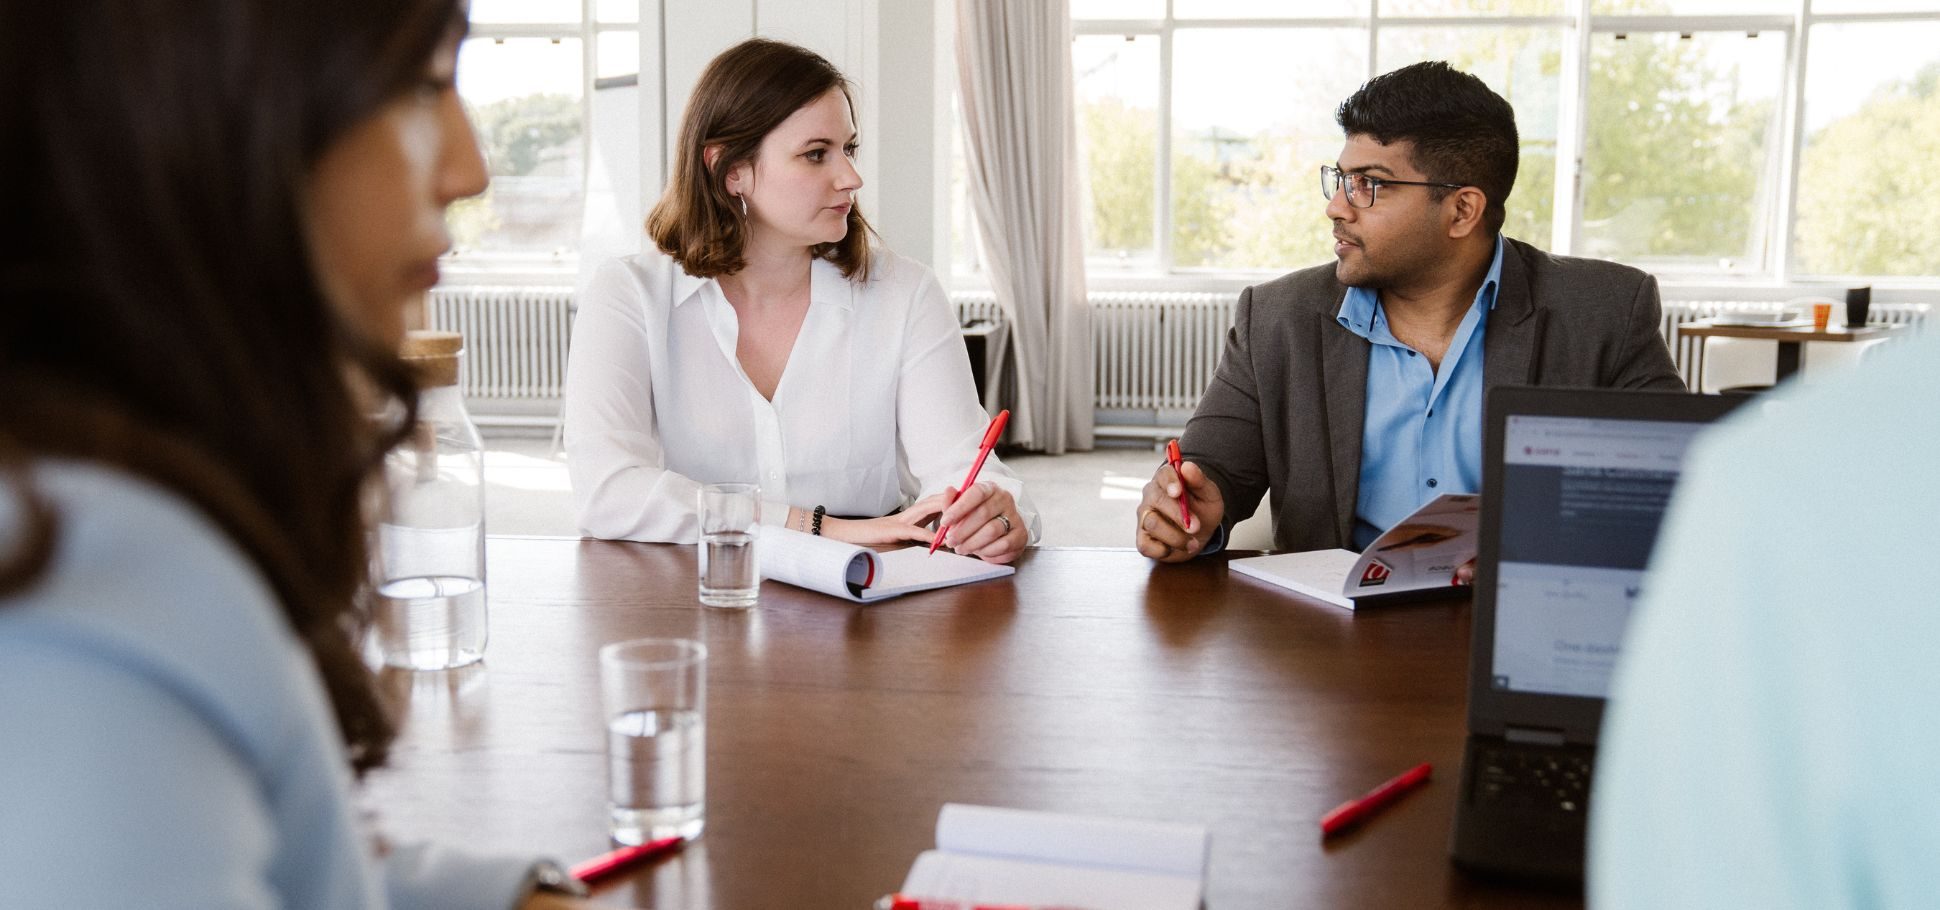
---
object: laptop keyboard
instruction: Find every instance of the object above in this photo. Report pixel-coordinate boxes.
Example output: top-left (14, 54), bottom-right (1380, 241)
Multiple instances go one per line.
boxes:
top-left (1474, 746), bottom-right (1594, 814)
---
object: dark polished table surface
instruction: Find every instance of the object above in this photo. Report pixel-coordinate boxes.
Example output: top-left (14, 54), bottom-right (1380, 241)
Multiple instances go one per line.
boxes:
top-left (363, 538), bottom-right (1582, 910)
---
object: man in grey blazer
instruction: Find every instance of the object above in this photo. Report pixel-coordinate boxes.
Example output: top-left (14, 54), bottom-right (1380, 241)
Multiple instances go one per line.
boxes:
top-left (1136, 61), bottom-right (1683, 562)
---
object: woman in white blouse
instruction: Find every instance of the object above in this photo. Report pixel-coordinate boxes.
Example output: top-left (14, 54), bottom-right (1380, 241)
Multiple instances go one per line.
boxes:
top-left (566, 38), bottom-right (1038, 563)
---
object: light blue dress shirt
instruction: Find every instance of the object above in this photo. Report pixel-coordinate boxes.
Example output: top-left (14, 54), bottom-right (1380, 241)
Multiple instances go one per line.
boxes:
top-left (0, 463), bottom-right (539, 909)
top-left (1590, 331), bottom-right (1940, 908)
top-left (1340, 235), bottom-right (1503, 549)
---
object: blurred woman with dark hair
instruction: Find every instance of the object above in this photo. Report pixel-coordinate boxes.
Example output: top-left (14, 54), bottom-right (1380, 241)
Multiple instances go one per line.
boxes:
top-left (0, 1), bottom-right (598, 906)
top-left (566, 38), bottom-right (1038, 564)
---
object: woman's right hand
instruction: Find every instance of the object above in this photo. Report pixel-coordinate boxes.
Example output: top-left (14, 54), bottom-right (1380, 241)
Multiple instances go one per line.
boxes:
top-left (817, 492), bottom-right (951, 547)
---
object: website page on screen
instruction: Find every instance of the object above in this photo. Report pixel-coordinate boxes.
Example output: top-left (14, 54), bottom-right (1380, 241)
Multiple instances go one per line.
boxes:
top-left (1490, 416), bottom-right (1708, 699)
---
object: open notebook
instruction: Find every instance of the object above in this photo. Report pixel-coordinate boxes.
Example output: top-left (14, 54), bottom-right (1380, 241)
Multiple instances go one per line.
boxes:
top-left (759, 528), bottom-right (1012, 603)
top-left (1229, 493), bottom-right (1478, 610)
top-left (898, 804), bottom-right (1208, 910)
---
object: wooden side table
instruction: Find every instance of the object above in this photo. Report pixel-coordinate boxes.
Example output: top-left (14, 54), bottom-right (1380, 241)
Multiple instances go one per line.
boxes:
top-left (1675, 322), bottom-right (1907, 390)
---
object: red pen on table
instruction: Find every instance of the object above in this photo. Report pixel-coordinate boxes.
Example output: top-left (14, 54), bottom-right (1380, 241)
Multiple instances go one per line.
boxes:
top-left (1319, 762), bottom-right (1433, 837)
top-left (1165, 438), bottom-right (1191, 532)
top-left (928, 409), bottom-right (1010, 556)
top-left (569, 835), bottom-right (684, 886)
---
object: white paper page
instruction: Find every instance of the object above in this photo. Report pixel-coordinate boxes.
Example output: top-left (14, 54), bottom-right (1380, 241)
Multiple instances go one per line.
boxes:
top-left (934, 803), bottom-right (1207, 880)
top-left (1228, 549), bottom-right (1358, 609)
top-left (902, 851), bottom-right (1201, 910)
top-left (757, 527), bottom-right (874, 602)
top-left (1349, 492), bottom-right (1479, 595)
top-left (862, 547), bottom-right (1015, 601)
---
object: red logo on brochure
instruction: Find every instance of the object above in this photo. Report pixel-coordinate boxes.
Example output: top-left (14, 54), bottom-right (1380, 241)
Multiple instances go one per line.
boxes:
top-left (1359, 560), bottom-right (1392, 588)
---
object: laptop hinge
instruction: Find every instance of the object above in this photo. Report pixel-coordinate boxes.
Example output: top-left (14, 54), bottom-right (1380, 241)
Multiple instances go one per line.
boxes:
top-left (1504, 726), bottom-right (1567, 747)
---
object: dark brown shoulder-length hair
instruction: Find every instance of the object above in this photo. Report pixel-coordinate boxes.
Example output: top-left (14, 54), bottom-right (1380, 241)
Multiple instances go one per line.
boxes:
top-left (0, 0), bottom-right (466, 774)
top-left (647, 38), bottom-right (875, 281)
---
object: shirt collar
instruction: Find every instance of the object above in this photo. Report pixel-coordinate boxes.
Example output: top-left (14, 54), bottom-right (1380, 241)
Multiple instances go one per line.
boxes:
top-left (671, 265), bottom-right (708, 308)
top-left (1477, 234), bottom-right (1505, 312)
top-left (1335, 234), bottom-right (1506, 339)
top-left (671, 256), bottom-right (856, 311)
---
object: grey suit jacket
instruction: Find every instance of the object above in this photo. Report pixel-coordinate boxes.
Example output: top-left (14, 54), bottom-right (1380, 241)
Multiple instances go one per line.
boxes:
top-left (1180, 236), bottom-right (1685, 554)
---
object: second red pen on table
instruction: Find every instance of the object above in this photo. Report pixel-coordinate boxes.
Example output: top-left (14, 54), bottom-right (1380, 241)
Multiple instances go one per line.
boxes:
top-left (1319, 762), bottom-right (1433, 837)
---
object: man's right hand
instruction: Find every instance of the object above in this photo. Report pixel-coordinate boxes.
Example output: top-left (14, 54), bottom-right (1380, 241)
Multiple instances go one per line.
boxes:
top-left (1135, 458), bottom-right (1224, 562)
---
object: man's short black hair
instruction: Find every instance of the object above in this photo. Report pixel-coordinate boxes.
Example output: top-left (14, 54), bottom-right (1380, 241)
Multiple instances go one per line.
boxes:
top-left (1336, 61), bottom-right (1519, 235)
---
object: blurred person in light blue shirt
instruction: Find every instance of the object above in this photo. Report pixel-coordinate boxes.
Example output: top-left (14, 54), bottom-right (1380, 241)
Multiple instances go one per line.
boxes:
top-left (0, 0), bottom-right (604, 907)
top-left (1591, 330), bottom-right (1940, 908)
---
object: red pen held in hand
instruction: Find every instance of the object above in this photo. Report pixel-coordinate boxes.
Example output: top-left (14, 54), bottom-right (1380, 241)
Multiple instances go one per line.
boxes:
top-left (928, 409), bottom-right (1010, 556)
top-left (1165, 438), bottom-right (1191, 532)
top-left (1320, 762), bottom-right (1433, 837)
top-left (569, 835), bottom-right (684, 886)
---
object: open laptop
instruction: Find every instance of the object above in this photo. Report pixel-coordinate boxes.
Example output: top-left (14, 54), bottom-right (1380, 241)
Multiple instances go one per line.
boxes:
top-left (1449, 386), bottom-right (1744, 885)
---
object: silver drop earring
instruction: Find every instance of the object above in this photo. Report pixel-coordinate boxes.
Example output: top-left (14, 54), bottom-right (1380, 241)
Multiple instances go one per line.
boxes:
top-left (738, 195), bottom-right (748, 218)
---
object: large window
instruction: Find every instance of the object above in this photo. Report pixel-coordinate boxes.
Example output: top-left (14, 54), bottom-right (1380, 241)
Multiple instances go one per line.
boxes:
top-left (447, 0), bottom-right (638, 271)
top-left (452, 36), bottom-right (585, 260)
top-left (1060, 1), bottom-right (1940, 285)
top-left (1579, 30), bottom-right (1785, 273)
top-left (1793, 19), bottom-right (1940, 277)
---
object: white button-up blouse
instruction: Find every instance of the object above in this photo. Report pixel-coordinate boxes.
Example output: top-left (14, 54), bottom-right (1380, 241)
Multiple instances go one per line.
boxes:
top-left (564, 248), bottom-right (1039, 544)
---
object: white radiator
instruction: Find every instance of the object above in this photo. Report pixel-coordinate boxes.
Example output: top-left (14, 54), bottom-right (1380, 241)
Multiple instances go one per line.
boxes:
top-left (425, 284), bottom-right (1928, 429)
top-left (954, 290), bottom-right (1233, 422)
top-left (425, 285), bottom-right (575, 424)
top-left (952, 294), bottom-right (1006, 328)
top-left (1088, 292), bottom-right (1233, 415)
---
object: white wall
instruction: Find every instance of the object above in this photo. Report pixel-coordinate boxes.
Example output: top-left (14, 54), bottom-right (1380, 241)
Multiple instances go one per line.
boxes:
top-left (633, 0), bottom-right (943, 268)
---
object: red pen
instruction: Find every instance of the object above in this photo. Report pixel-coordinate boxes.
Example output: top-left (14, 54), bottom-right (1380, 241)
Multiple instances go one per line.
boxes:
top-left (1319, 762), bottom-right (1432, 837)
top-left (1165, 438), bottom-right (1190, 531)
top-left (569, 835), bottom-right (684, 886)
top-left (928, 409), bottom-right (1010, 556)
top-left (874, 895), bottom-right (1098, 910)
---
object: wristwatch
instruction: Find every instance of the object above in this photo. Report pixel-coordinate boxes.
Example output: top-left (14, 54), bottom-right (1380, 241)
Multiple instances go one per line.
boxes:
top-left (519, 859), bottom-right (590, 901)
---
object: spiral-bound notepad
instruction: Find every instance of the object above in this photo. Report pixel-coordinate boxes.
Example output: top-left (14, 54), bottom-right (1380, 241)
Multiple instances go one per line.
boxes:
top-left (759, 528), bottom-right (1013, 603)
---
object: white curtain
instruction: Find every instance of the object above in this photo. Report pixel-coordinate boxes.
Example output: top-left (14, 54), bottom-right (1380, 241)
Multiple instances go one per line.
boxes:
top-left (955, 0), bottom-right (1093, 453)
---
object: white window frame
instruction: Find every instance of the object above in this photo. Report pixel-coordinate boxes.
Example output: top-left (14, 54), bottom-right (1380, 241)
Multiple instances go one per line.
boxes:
top-left (442, 0), bottom-right (629, 284)
top-left (1068, 0), bottom-right (1940, 294)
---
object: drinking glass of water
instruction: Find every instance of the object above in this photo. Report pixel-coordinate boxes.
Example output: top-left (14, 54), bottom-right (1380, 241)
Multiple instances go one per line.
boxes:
top-left (697, 482), bottom-right (760, 608)
top-left (600, 638), bottom-right (707, 845)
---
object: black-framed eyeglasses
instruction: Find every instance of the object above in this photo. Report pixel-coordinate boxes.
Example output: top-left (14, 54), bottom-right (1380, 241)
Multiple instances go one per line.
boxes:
top-left (1320, 164), bottom-right (1466, 208)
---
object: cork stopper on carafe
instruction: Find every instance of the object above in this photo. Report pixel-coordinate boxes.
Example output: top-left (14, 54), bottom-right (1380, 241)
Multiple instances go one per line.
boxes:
top-left (400, 330), bottom-right (463, 387)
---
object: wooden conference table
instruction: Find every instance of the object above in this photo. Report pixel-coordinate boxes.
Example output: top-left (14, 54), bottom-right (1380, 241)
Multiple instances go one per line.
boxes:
top-left (363, 538), bottom-right (1581, 909)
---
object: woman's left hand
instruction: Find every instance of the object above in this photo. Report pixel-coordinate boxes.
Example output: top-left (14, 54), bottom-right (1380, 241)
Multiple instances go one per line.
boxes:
top-left (934, 482), bottom-right (1027, 564)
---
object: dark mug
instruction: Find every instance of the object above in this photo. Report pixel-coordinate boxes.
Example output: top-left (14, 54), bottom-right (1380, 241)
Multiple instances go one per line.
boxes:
top-left (1846, 285), bottom-right (1872, 328)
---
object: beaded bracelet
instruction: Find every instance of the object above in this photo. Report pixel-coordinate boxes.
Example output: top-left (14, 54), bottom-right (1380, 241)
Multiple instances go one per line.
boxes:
top-left (811, 505), bottom-right (826, 536)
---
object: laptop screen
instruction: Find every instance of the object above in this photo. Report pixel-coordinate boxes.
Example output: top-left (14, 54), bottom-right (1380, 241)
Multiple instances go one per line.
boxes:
top-left (1487, 414), bottom-right (1711, 699)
